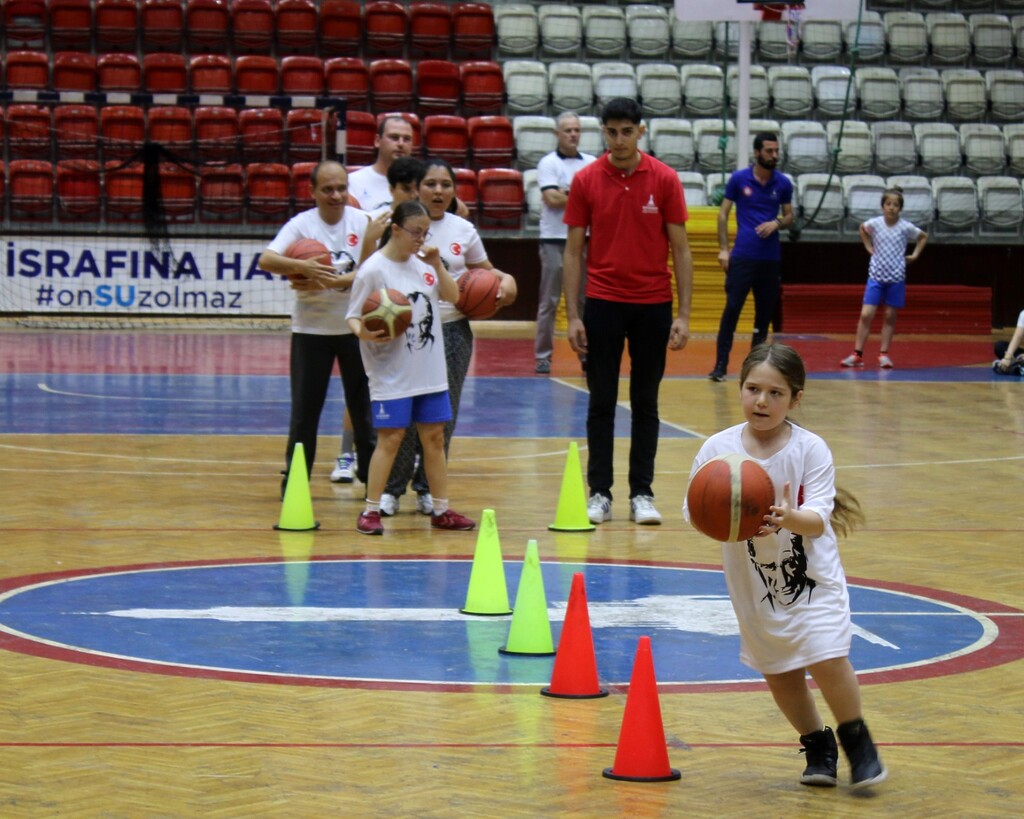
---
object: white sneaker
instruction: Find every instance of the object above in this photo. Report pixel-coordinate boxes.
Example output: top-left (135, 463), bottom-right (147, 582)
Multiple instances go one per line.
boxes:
top-left (379, 493), bottom-right (399, 516)
top-left (416, 492), bottom-right (434, 515)
top-left (330, 453), bottom-right (356, 483)
top-left (630, 495), bottom-right (662, 525)
top-left (587, 493), bottom-right (612, 524)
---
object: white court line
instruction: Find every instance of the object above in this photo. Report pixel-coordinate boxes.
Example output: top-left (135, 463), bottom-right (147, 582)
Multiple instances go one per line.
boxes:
top-left (553, 377), bottom-right (706, 438)
top-left (38, 383), bottom-right (295, 404)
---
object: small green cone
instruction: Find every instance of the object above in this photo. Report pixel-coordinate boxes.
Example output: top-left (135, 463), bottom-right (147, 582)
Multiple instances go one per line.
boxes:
top-left (460, 509), bottom-right (512, 615)
top-left (549, 442), bottom-right (596, 532)
top-left (499, 539), bottom-right (555, 656)
top-left (275, 442), bottom-right (319, 531)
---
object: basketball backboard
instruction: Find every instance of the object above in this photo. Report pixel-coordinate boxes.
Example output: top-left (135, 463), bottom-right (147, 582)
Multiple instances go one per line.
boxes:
top-left (674, 1), bottom-right (863, 22)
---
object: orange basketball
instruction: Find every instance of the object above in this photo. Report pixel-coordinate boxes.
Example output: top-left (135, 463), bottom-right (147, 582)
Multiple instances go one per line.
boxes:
top-left (284, 238), bottom-right (332, 268)
top-left (686, 454), bottom-right (776, 542)
top-left (361, 288), bottom-right (413, 339)
top-left (456, 268), bottom-right (502, 320)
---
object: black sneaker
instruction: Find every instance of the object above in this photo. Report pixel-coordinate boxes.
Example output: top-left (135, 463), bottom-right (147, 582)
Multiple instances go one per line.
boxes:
top-left (708, 365), bottom-right (726, 382)
top-left (838, 719), bottom-right (888, 790)
top-left (799, 727), bottom-right (838, 787)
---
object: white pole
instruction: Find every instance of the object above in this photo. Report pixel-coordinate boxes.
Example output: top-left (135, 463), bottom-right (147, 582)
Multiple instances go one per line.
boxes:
top-left (736, 20), bottom-right (753, 171)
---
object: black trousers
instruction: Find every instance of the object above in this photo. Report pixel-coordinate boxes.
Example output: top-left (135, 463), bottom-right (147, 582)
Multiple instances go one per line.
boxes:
top-left (285, 332), bottom-right (375, 483)
top-left (714, 257), bottom-right (782, 368)
top-left (583, 297), bottom-right (672, 501)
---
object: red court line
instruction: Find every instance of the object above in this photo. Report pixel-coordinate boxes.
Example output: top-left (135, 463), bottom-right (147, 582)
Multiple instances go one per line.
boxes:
top-left (0, 741), bottom-right (1020, 750)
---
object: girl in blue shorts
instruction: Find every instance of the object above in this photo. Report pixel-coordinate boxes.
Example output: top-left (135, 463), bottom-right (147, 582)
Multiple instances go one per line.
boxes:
top-left (347, 200), bottom-right (476, 535)
top-left (841, 187), bottom-right (928, 369)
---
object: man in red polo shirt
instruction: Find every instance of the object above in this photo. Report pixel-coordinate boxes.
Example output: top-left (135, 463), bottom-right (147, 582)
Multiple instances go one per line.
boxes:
top-left (563, 97), bottom-right (694, 527)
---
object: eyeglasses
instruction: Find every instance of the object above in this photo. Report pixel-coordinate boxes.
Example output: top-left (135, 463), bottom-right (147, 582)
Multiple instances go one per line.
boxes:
top-left (394, 224), bottom-right (429, 240)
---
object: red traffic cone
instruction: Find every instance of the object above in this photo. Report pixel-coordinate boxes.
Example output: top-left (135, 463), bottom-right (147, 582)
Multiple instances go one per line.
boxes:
top-left (541, 573), bottom-right (608, 699)
top-left (602, 636), bottom-right (681, 782)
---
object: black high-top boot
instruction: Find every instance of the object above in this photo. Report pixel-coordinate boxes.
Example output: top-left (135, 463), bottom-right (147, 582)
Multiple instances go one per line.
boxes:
top-left (799, 726), bottom-right (838, 787)
top-left (837, 718), bottom-right (888, 790)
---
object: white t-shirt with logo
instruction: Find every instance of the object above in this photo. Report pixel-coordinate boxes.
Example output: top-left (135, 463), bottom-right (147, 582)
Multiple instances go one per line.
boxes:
top-left (267, 207), bottom-right (371, 335)
top-left (348, 166), bottom-right (391, 213)
top-left (347, 250), bottom-right (449, 402)
top-left (424, 212), bottom-right (490, 323)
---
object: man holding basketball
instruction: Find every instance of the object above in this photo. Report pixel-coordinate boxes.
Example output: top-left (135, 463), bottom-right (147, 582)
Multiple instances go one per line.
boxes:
top-left (563, 97), bottom-right (694, 526)
top-left (258, 160), bottom-right (376, 496)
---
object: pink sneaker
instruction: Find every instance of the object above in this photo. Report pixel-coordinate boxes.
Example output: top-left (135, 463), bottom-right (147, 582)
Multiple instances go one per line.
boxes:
top-left (840, 353), bottom-right (863, 368)
top-left (431, 509), bottom-right (476, 531)
top-left (878, 353), bottom-right (894, 369)
top-left (357, 510), bottom-right (384, 535)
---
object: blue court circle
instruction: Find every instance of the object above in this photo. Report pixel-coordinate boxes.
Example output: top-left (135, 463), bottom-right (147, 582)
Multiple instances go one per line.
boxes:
top-left (0, 558), bottom-right (1020, 692)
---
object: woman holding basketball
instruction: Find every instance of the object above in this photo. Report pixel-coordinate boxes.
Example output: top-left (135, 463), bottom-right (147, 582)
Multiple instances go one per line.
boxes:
top-left (683, 343), bottom-right (887, 792)
top-left (347, 200), bottom-right (475, 535)
top-left (378, 157), bottom-right (518, 518)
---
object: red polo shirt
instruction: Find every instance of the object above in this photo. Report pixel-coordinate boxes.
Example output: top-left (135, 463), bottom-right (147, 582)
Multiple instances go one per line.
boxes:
top-left (563, 151), bottom-right (688, 304)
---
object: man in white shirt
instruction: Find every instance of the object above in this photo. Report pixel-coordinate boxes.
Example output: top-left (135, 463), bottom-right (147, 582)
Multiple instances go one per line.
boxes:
top-left (258, 161), bottom-right (376, 497)
top-left (534, 112), bottom-right (595, 374)
top-left (348, 116), bottom-right (416, 212)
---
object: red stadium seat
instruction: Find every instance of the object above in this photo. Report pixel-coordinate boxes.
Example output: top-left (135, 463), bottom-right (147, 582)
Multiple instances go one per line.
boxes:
top-left (158, 163), bottom-right (197, 222)
top-left (54, 104), bottom-right (100, 160)
top-left (235, 55), bottom-right (280, 96)
top-left (57, 159), bottom-right (102, 221)
top-left (369, 59), bottom-right (414, 114)
top-left (6, 104), bottom-right (52, 160)
top-left (104, 161), bottom-right (145, 221)
top-left (4, 51), bottom-right (49, 90)
top-left (194, 106), bottom-right (239, 161)
top-left (454, 166), bottom-right (478, 222)
top-left (477, 167), bottom-right (523, 229)
top-left (95, 0), bottom-right (139, 52)
top-left (423, 115), bottom-right (469, 166)
top-left (49, 0), bottom-right (94, 52)
top-left (0, 162), bottom-right (5, 215)
top-left (345, 110), bottom-right (378, 165)
top-left (238, 107), bottom-right (285, 162)
top-left (460, 61), bottom-right (504, 115)
top-left (319, 0), bottom-right (362, 57)
top-left (148, 106), bottom-right (194, 159)
top-left (246, 162), bottom-right (292, 222)
top-left (276, 0), bottom-right (319, 54)
top-left (3, 0), bottom-right (47, 49)
top-left (52, 52), bottom-right (98, 93)
top-left (187, 0), bottom-right (231, 54)
top-left (231, 0), bottom-right (275, 54)
top-left (286, 109), bottom-right (329, 163)
top-left (416, 60), bottom-right (462, 116)
top-left (97, 53), bottom-right (142, 94)
top-left (291, 161), bottom-right (317, 206)
top-left (9, 159), bottom-right (54, 220)
top-left (325, 57), bottom-right (370, 111)
top-left (143, 53), bottom-right (189, 95)
top-left (281, 56), bottom-right (325, 97)
top-left (190, 55), bottom-right (233, 95)
top-left (364, 1), bottom-right (408, 57)
top-left (200, 163), bottom-right (244, 222)
top-left (409, 2), bottom-right (452, 58)
top-left (452, 2), bottom-right (495, 59)
top-left (376, 110), bottom-right (421, 151)
top-left (100, 105), bottom-right (146, 160)
top-left (468, 115), bottom-right (514, 169)
top-left (141, 0), bottom-right (185, 53)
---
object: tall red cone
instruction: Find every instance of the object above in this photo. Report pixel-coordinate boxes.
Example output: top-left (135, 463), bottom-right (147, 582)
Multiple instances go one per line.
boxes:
top-left (602, 636), bottom-right (681, 782)
top-left (541, 573), bottom-right (608, 699)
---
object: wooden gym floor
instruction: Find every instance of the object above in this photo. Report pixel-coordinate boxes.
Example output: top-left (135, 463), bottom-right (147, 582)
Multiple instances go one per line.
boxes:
top-left (0, 324), bottom-right (1021, 817)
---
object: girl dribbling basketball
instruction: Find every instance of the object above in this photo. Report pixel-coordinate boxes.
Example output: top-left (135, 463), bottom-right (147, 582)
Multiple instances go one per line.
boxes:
top-left (683, 343), bottom-right (887, 791)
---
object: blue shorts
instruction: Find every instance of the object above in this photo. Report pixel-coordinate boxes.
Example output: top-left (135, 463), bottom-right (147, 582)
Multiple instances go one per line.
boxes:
top-left (863, 278), bottom-right (905, 309)
top-left (371, 390), bottom-right (452, 429)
